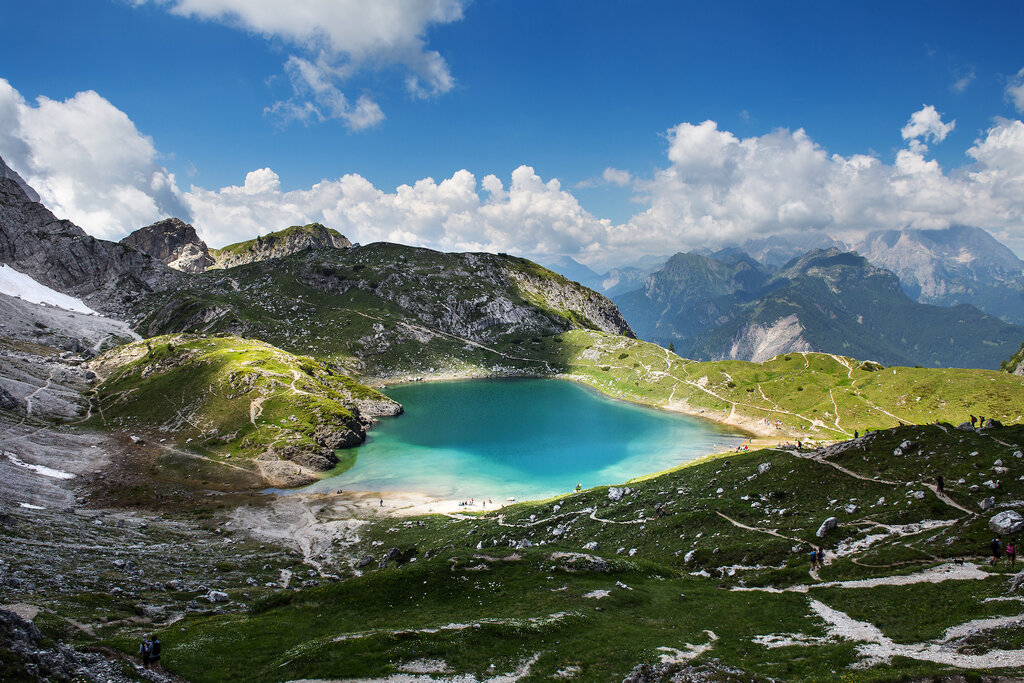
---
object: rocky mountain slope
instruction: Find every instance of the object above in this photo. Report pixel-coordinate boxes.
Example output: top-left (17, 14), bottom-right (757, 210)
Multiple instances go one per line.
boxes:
top-left (614, 249), bottom-right (769, 346)
top-left (0, 156), bottom-right (179, 317)
top-left (132, 243), bottom-right (634, 377)
top-left (211, 223), bottom-right (353, 269)
top-left (616, 248), bottom-right (1023, 369)
top-left (120, 217), bottom-right (214, 273)
top-left (855, 225), bottom-right (1024, 324)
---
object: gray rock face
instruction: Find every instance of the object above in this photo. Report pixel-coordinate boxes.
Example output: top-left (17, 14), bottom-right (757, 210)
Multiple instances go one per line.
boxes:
top-left (213, 223), bottom-right (353, 269)
top-left (121, 217), bottom-right (214, 273)
top-left (721, 314), bottom-right (813, 363)
top-left (990, 510), bottom-right (1024, 535)
top-left (0, 161), bottom-right (180, 317)
top-left (855, 225), bottom-right (1024, 324)
top-left (816, 516), bottom-right (839, 538)
top-left (0, 157), bottom-right (40, 203)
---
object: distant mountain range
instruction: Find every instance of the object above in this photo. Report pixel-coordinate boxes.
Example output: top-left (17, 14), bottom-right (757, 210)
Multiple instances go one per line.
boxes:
top-left (614, 248), bottom-right (1024, 369)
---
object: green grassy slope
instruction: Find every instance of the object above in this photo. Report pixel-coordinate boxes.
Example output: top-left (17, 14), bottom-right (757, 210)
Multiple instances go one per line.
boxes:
top-left (88, 334), bottom-right (397, 485)
top-left (553, 330), bottom-right (1024, 439)
top-left (144, 423), bottom-right (1024, 682)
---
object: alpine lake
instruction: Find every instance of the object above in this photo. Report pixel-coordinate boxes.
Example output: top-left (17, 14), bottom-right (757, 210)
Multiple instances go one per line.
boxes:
top-left (296, 378), bottom-right (748, 502)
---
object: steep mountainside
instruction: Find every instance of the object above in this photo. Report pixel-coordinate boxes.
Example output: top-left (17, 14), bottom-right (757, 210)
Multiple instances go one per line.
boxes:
top-left (614, 250), bottom-right (769, 345)
top-left (133, 243), bottom-right (634, 377)
top-left (0, 157), bottom-right (179, 316)
top-left (0, 155), bottom-right (40, 202)
top-left (855, 225), bottom-right (1024, 324)
top-left (211, 223), bottom-right (353, 269)
top-left (121, 217), bottom-right (214, 273)
top-left (1004, 342), bottom-right (1024, 375)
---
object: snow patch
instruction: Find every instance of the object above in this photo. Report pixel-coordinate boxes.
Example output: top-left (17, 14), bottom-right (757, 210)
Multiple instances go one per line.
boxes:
top-left (0, 264), bottom-right (95, 314)
top-left (5, 451), bottom-right (75, 480)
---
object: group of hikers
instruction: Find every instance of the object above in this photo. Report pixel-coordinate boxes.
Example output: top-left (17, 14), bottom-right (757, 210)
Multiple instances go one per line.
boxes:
top-left (991, 535), bottom-right (1018, 567)
top-left (457, 497), bottom-right (494, 507)
top-left (809, 546), bottom-right (827, 569)
top-left (137, 634), bottom-right (161, 670)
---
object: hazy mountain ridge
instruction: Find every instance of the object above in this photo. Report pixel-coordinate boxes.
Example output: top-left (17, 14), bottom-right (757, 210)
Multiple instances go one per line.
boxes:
top-left (617, 248), bottom-right (1024, 369)
top-left (854, 225), bottom-right (1024, 324)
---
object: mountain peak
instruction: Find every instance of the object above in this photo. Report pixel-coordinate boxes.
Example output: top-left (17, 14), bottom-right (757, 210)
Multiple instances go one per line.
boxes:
top-left (0, 155), bottom-right (40, 204)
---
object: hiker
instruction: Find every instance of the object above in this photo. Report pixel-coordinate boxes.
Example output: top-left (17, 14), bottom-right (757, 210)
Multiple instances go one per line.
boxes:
top-left (853, 430), bottom-right (859, 439)
top-left (1007, 539), bottom-right (1017, 568)
top-left (991, 535), bottom-right (1003, 566)
top-left (817, 547), bottom-right (826, 567)
top-left (574, 482), bottom-right (582, 492)
top-left (979, 416), bottom-right (985, 430)
top-left (809, 547), bottom-right (818, 569)
top-left (971, 415), bottom-right (977, 428)
top-left (936, 475), bottom-right (944, 493)
top-left (379, 498), bottom-right (384, 507)
top-left (138, 636), bottom-right (151, 669)
top-left (150, 635), bottom-right (161, 671)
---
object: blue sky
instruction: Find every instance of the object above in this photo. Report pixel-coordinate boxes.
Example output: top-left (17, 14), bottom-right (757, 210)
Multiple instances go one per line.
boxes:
top-left (2, 1), bottom-right (1024, 267)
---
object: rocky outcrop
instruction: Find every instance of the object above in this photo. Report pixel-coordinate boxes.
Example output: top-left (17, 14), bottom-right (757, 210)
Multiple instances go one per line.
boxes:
top-left (990, 510), bottom-right (1024, 535)
top-left (121, 217), bottom-right (214, 273)
top-left (506, 265), bottom-right (635, 338)
top-left (0, 157), bottom-right (180, 317)
top-left (212, 223), bottom-right (352, 269)
top-left (0, 156), bottom-right (40, 203)
top-left (720, 314), bottom-right (813, 363)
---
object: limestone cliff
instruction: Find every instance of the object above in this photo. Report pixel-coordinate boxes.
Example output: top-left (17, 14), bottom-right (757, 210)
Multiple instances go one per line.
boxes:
top-left (121, 218), bottom-right (214, 273)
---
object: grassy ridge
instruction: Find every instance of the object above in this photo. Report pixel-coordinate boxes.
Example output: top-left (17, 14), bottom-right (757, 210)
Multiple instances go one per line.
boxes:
top-left (89, 334), bottom-right (393, 476)
top-left (553, 330), bottom-right (1024, 438)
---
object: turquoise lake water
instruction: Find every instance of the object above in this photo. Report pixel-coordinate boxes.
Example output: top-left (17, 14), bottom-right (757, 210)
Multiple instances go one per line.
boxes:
top-left (296, 378), bottom-right (746, 501)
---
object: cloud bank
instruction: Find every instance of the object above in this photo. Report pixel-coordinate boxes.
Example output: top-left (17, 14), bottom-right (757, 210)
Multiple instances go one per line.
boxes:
top-left (133, 0), bottom-right (465, 129)
top-left (0, 79), bottom-right (188, 240)
top-left (4, 78), bottom-right (1024, 267)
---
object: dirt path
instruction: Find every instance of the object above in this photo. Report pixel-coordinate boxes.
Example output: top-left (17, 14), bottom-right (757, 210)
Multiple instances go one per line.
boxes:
top-left (24, 367), bottom-right (57, 417)
top-left (715, 510), bottom-right (803, 543)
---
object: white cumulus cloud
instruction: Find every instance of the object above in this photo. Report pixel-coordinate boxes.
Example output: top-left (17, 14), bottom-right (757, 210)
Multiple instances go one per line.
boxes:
top-left (0, 79), bottom-right (188, 240)
top-left (901, 105), bottom-right (955, 144)
top-left (1007, 67), bottom-right (1024, 113)
top-left (184, 165), bottom-right (611, 258)
top-left (135, 0), bottom-right (465, 128)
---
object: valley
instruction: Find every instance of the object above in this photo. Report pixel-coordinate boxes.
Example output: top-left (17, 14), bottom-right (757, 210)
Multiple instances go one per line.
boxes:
top-left (4, 165), bottom-right (1024, 682)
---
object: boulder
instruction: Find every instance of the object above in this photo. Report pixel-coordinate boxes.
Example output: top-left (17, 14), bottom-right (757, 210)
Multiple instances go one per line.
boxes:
top-left (206, 590), bottom-right (229, 603)
top-left (957, 421), bottom-right (975, 431)
top-left (0, 386), bottom-right (18, 411)
top-left (816, 517), bottom-right (839, 538)
top-left (583, 541), bottom-right (598, 551)
top-left (989, 510), bottom-right (1024, 535)
top-left (313, 424), bottom-right (364, 450)
top-left (985, 419), bottom-right (1004, 429)
top-left (608, 487), bottom-right (624, 502)
top-left (758, 463), bottom-right (772, 474)
top-left (979, 497), bottom-right (996, 511)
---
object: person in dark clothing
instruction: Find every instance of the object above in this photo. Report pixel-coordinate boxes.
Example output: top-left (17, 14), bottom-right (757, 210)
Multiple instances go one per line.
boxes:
top-left (138, 637), bottom-right (151, 669)
top-left (971, 415), bottom-right (977, 427)
top-left (149, 635), bottom-right (161, 670)
top-left (936, 475), bottom-right (944, 493)
top-left (991, 535), bottom-right (1003, 566)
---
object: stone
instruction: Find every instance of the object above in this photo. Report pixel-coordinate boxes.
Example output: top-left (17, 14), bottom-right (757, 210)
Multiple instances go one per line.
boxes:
top-left (684, 549), bottom-right (696, 563)
top-left (583, 541), bottom-right (598, 551)
top-left (206, 590), bottom-right (229, 603)
top-left (608, 487), bottom-right (624, 502)
top-left (758, 462), bottom-right (772, 474)
top-left (816, 517), bottom-right (839, 538)
top-left (979, 497), bottom-right (996, 511)
top-left (911, 491), bottom-right (925, 500)
top-left (989, 510), bottom-right (1024, 535)
top-left (1014, 451), bottom-right (1023, 459)
top-left (386, 547), bottom-right (402, 561)
top-left (985, 419), bottom-right (1004, 429)
top-left (844, 504), bottom-right (858, 514)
